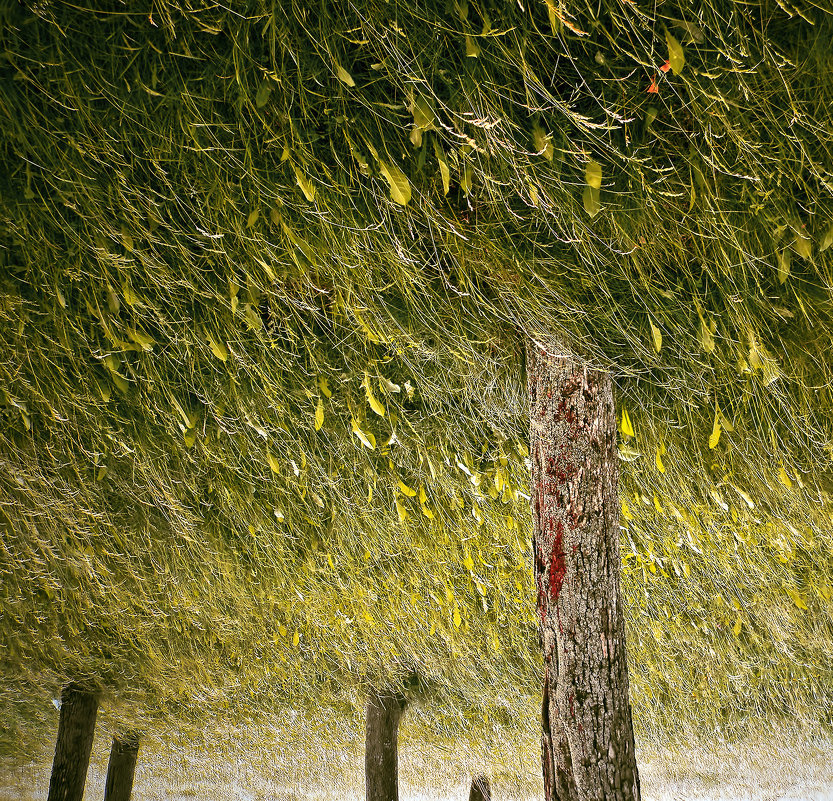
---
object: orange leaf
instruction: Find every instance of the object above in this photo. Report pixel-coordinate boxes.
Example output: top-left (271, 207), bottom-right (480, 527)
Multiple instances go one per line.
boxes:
top-left (660, 60), bottom-right (671, 73)
top-left (647, 78), bottom-right (659, 94)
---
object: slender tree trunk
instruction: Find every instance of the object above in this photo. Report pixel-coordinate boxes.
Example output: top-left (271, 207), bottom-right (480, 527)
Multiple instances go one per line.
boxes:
top-left (527, 339), bottom-right (640, 801)
top-left (365, 691), bottom-right (406, 801)
top-left (104, 734), bottom-right (140, 801)
top-left (468, 774), bottom-right (491, 801)
top-left (47, 683), bottom-right (99, 801)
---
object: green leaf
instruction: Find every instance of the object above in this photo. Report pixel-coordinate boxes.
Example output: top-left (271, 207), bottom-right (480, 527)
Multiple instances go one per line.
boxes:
top-left (583, 186), bottom-right (600, 216)
top-left (666, 31), bottom-right (685, 74)
top-left (433, 139), bottom-right (450, 195)
top-left (585, 159), bottom-right (603, 189)
top-left (532, 124), bottom-right (553, 161)
top-left (379, 160), bottom-right (411, 206)
top-left (291, 164), bottom-right (316, 202)
top-left (255, 81), bottom-right (272, 108)
top-left (820, 223), bottom-right (833, 252)
top-left (334, 61), bottom-right (356, 87)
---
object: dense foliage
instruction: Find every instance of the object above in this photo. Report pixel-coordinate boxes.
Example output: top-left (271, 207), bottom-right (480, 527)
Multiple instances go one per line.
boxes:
top-left (2, 0), bottom-right (833, 757)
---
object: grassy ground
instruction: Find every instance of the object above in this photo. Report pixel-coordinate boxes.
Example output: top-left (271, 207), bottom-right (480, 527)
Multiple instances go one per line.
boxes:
top-left (2, 706), bottom-right (832, 801)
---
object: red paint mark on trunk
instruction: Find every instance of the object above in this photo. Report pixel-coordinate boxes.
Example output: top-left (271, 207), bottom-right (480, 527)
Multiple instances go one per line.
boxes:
top-left (549, 521), bottom-right (567, 601)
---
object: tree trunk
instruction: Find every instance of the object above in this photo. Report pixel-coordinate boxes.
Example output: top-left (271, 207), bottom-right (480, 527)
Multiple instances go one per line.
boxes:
top-left (104, 734), bottom-right (140, 801)
top-left (47, 683), bottom-right (99, 801)
top-left (468, 774), bottom-right (491, 801)
top-left (365, 691), bottom-right (406, 801)
top-left (527, 339), bottom-right (640, 801)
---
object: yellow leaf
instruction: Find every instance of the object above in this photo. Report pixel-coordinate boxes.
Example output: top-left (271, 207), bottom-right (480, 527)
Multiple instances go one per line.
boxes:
top-left (433, 139), bottom-right (450, 196)
top-left (583, 185), bottom-right (600, 217)
top-left (586, 159), bottom-right (603, 189)
top-left (363, 374), bottom-right (386, 417)
top-left (465, 34), bottom-right (480, 57)
top-left (463, 552), bottom-right (475, 572)
top-left (398, 480), bottom-right (417, 497)
top-left (291, 164), bottom-right (316, 202)
top-left (318, 376), bottom-right (332, 398)
top-left (418, 485), bottom-right (427, 504)
top-left (460, 163), bottom-right (473, 196)
top-left (246, 208), bottom-right (260, 228)
top-left (620, 408), bottom-right (635, 438)
top-left (778, 466), bottom-right (793, 489)
top-left (655, 444), bottom-right (666, 473)
top-left (268, 453), bottom-right (281, 474)
top-left (278, 624), bottom-right (287, 637)
top-left (351, 419), bottom-right (376, 450)
top-left (379, 160), bottom-right (411, 206)
top-left (453, 607), bottom-right (462, 628)
top-left (206, 332), bottom-right (229, 362)
top-left (649, 318), bottom-right (662, 353)
top-left (666, 30), bottom-right (685, 74)
top-left (699, 314), bottom-right (715, 353)
top-left (396, 498), bottom-right (409, 523)
top-left (708, 411), bottom-right (721, 449)
top-left (421, 504), bottom-right (434, 519)
top-left (292, 631), bottom-right (300, 646)
top-left (794, 232), bottom-right (812, 260)
top-left (334, 61), bottom-right (356, 87)
top-left (777, 248), bottom-right (791, 284)
top-left (732, 615), bottom-right (742, 637)
top-left (314, 398), bottom-right (324, 431)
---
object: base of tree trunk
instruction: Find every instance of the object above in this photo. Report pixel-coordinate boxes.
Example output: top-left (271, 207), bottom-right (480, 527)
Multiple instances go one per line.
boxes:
top-left (468, 774), bottom-right (491, 801)
top-left (47, 683), bottom-right (99, 801)
top-left (365, 691), bottom-right (407, 801)
top-left (104, 734), bottom-right (140, 801)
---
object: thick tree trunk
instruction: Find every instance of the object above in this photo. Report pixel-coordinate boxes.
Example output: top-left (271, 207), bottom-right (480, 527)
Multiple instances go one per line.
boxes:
top-left (47, 683), bottom-right (99, 801)
top-left (365, 691), bottom-right (406, 801)
top-left (468, 774), bottom-right (491, 801)
top-left (527, 339), bottom-right (640, 801)
top-left (104, 734), bottom-right (140, 801)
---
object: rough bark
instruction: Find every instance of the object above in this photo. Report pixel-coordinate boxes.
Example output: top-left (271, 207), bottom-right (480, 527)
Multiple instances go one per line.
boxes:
top-left (47, 683), bottom-right (100, 801)
top-left (468, 774), bottom-right (491, 801)
top-left (104, 734), bottom-right (140, 801)
top-left (365, 691), bottom-right (406, 801)
top-left (527, 339), bottom-right (640, 801)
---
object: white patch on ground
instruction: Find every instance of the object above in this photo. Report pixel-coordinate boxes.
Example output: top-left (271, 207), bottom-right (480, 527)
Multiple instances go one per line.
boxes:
top-left (2, 716), bottom-right (833, 800)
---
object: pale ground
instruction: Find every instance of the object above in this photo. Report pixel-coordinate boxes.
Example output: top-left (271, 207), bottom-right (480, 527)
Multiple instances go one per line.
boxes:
top-left (2, 712), bottom-right (833, 800)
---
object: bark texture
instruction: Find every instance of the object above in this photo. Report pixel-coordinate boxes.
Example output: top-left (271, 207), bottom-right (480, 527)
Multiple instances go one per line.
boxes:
top-left (104, 734), bottom-right (140, 801)
top-left (47, 683), bottom-right (99, 801)
top-left (365, 692), bottom-right (406, 801)
top-left (468, 774), bottom-right (491, 801)
top-left (527, 339), bottom-right (640, 801)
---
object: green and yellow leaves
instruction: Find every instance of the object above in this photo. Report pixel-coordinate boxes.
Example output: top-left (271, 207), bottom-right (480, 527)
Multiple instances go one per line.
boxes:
top-left (255, 80), bottom-right (272, 108)
top-left (532, 124), bottom-right (554, 162)
top-left (433, 139), bottom-right (451, 196)
top-left (583, 159), bottom-right (602, 216)
top-left (206, 331), bottom-right (229, 362)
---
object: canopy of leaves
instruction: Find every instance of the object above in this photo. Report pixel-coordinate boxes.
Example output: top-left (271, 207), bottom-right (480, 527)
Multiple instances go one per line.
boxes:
top-left (1, 0), bottom-right (833, 756)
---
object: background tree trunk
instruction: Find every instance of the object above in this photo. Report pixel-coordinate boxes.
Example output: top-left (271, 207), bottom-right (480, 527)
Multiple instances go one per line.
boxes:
top-left (527, 339), bottom-right (640, 801)
top-left (104, 734), bottom-right (140, 801)
top-left (47, 683), bottom-right (99, 801)
top-left (468, 774), bottom-right (491, 801)
top-left (365, 691), bottom-right (406, 801)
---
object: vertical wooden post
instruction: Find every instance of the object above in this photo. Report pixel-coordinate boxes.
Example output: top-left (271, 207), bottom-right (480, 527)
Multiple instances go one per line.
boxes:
top-left (468, 774), bottom-right (491, 801)
top-left (365, 691), bottom-right (406, 801)
top-left (104, 734), bottom-right (140, 801)
top-left (527, 339), bottom-right (640, 801)
top-left (47, 683), bottom-right (99, 801)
